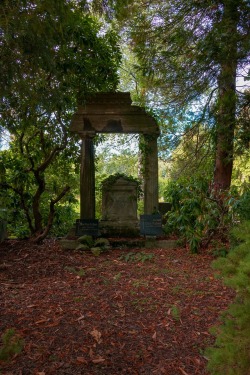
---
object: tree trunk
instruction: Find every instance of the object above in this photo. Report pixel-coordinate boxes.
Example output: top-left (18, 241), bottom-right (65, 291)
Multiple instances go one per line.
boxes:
top-left (32, 172), bottom-right (46, 234)
top-left (213, 0), bottom-right (238, 191)
top-left (33, 185), bottom-right (70, 243)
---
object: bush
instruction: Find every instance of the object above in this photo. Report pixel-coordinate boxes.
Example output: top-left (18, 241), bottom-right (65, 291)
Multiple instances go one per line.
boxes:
top-left (163, 177), bottom-right (237, 252)
top-left (234, 188), bottom-right (250, 221)
top-left (205, 221), bottom-right (250, 375)
top-left (6, 203), bottom-right (78, 239)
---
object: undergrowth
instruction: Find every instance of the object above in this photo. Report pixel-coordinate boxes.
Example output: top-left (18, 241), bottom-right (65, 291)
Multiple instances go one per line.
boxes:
top-left (0, 328), bottom-right (24, 361)
top-left (120, 252), bottom-right (154, 263)
top-left (163, 177), bottom-right (249, 253)
top-left (206, 221), bottom-right (250, 375)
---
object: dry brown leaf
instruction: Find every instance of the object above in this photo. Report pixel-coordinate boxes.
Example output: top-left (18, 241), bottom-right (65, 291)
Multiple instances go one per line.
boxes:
top-left (76, 357), bottom-right (87, 364)
top-left (179, 367), bottom-right (189, 375)
top-left (89, 348), bottom-right (94, 359)
top-left (76, 315), bottom-right (85, 321)
top-left (92, 357), bottom-right (106, 364)
top-left (90, 328), bottom-right (102, 344)
top-left (35, 319), bottom-right (49, 324)
top-left (152, 331), bottom-right (157, 340)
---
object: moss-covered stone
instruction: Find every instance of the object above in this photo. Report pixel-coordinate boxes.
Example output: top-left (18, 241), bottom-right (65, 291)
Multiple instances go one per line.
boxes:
top-left (60, 239), bottom-right (79, 250)
top-left (76, 244), bottom-right (90, 252)
top-left (77, 235), bottom-right (93, 247)
top-left (94, 238), bottom-right (110, 247)
top-left (90, 247), bottom-right (102, 256)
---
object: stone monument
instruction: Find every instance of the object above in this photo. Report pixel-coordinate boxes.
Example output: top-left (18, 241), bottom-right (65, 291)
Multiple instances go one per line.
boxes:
top-left (70, 92), bottom-right (161, 237)
top-left (101, 175), bottom-right (139, 236)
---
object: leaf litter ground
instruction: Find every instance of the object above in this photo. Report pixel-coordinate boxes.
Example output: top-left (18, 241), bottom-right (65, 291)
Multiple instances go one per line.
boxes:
top-left (0, 239), bottom-right (234, 375)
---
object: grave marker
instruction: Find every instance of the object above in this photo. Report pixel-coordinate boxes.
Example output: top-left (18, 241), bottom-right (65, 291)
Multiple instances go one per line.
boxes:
top-left (140, 214), bottom-right (164, 236)
top-left (75, 219), bottom-right (99, 237)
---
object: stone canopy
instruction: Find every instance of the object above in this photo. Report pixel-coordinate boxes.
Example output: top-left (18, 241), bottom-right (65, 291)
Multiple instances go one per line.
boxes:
top-left (70, 92), bottom-right (160, 135)
top-left (70, 92), bottom-right (160, 226)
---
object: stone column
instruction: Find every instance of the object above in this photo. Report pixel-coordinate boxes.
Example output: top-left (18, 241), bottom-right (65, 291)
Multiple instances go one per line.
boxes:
top-left (80, 132), bottom-right (95, 219)
top-left (143, 134), bottom-right (159, 214)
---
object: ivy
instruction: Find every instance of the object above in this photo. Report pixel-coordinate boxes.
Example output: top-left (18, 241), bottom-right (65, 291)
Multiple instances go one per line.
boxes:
top-left (102, 173), bottom-right (142, 197)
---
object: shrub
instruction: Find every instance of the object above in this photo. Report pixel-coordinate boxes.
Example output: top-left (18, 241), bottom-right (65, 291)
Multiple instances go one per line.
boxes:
top-left (163, 177), bottom-right (238, 253)
top-left (234, 188), bottom-right (250, 221)
top-left (205, 221), bottom-right (250, 375)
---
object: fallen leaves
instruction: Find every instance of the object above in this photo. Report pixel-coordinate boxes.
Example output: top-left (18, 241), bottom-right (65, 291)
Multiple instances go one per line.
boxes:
top-left (91, 357), bottom-right (106, 364)
top-left (90, 328), bottom-right (102, 344)
top-left (0, 239), bottom-right (235, 374)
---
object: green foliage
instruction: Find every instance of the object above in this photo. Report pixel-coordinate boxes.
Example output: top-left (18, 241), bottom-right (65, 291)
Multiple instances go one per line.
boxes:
top-left (0, 329), bottom-right (24, 361)
top-left (90, 247), bottom-right (102, 256)
top-left (167, 129), bottom-right (214, 181)
top-left (113, 0), bottom-right (249, 189)
top-left (102, 173), bottom-right (140, 191)
top-left (78, 235), bottom-right (94, 247)
top-left (77, 236), bottom-right (110, 255)
top-left (120, 251), bottom-right (154, 263)
top-left (163, 177), bottom-right (238, 253)
top-left (171, 305), bottom-right (181, 322)
top-left (64, 266), bottom-right (85, 277)
top-left (0, 218), bottom-right (7, 242)
top-left (94, 238), bottom-right (110, 248)
top-left (95, 134), bottom-right (143, 218)
top-left (0, 1), bottom-right (121, 241)
top-left (234, 188), bottom-right (250, 221)
top-left (47, 204), bottom-right (79, 238)
top-left (206, 221), bottom-right (250, 375)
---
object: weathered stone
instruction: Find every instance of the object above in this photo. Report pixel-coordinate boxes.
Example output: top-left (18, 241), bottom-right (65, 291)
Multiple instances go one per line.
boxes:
top-left (101, 175), bottom-right (139, 237)
top-left (145, 239), bottom-right (178, 249)
top-left (94, 238), bottom-right (110, 247)
top-left (140, 214), bottom-right (163, 236)
top-left (77, 235), bottom-right (94, 247)
top-left (90, 247), bottom-right (102, 256)
top-left (70, 92), bottom-right (160, 225)
top-left (70, 92), bottom-right (160, 135)
top-left (76, 244), bottom-right (89, 251)
top-left (60, 239), bottom-right (79, 250)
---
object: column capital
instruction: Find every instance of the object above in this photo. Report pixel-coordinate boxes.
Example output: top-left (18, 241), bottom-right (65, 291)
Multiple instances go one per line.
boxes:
top-left (79, 131), bottom-right (96, 139)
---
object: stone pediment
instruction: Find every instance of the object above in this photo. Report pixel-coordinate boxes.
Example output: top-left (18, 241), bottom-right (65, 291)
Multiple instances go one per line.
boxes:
top-left (70, 92), bottom-right (159, 135)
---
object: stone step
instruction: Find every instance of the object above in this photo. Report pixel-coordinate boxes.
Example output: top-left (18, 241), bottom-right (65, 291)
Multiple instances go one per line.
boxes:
top-left (60, 237), bottom-right (178, 251)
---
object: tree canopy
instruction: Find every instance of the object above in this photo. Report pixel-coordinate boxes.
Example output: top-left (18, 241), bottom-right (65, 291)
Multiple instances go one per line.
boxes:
top-left (0, 0), bottom-right (121, 241)
top-left (110, 0), bottom-right (250, 189)
top-left (1, 0), bottom-right (249, 241)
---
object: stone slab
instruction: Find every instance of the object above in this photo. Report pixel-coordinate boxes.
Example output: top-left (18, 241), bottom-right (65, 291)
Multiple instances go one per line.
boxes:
top-left (145, 239), bottom-right (178, 249)
top-left (75, 219), bottom-right (99, 236)
top-left (140, 214), bottom-right (164, 236)
top-left (60, 239), bottom-right (79, 250)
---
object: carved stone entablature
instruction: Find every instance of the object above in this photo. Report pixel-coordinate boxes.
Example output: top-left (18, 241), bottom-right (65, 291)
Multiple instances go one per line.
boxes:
top-left (70, 92), bottom-right (160, 135)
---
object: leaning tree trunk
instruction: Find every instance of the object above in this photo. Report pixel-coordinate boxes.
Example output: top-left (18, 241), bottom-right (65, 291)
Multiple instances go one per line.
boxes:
top-left (213, 0), bottom-right (238, 191)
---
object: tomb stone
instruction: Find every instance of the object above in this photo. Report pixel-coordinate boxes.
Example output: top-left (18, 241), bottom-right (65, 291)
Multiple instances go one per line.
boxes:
top-left (100, 175), bottom-right (139, 237)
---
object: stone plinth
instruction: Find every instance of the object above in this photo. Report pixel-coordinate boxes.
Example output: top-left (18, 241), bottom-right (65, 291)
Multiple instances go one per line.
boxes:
top-left (100, 175), bottom-right (139, 237)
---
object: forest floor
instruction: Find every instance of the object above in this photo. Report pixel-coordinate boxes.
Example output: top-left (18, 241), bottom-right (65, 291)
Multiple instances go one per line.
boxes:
top-left (0, 239), bottom-right (234, 375)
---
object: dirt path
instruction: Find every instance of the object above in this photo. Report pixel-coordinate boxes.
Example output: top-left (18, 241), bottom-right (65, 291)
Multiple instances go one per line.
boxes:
top-left (0, 239), bottom-right (234, 374)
